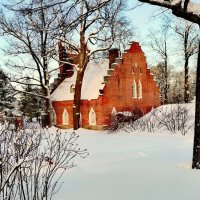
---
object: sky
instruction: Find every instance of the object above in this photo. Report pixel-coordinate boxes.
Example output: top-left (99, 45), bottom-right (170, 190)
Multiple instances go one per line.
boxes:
top-left (126, 2), bottom-right (165, 65)
top-left (0, 1), bottom-right (198, 71)
top-left (125, 1), bottom-right (199, 68)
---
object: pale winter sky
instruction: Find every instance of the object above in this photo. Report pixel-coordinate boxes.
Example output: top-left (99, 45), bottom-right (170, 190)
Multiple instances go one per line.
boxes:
top-left (0, 1), bottom-right (198, 70)
top-left (0, 1), bottom-right (163, 67)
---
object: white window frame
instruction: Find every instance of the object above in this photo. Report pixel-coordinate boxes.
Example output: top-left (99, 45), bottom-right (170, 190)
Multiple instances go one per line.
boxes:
top-left (138, 80), bottom-right (142, 99)
top-left (62, 109), bottom-right (69, 125)
top-left (89, 108), bottom-right (96, 125)
top-left (79, 113), bottom-right (82, 126)
top-left (131, 67), bottom-right (134, 74)
top-left (112, 107), bottom-right (117, 115)
top-left (135, 62), bottom-right (138, 67)
top-left (132, 80), bottom-right (137, 98)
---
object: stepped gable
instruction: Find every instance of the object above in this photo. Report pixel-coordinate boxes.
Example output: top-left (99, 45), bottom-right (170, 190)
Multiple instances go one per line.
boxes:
top-left (126, 41), bottom-right (142, 53)
top-left (51, 41), bottom-right (149, 101)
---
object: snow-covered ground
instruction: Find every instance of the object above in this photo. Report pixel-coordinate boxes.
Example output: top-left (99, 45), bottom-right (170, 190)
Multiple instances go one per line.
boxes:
top-left (54, 103), bottom-right (200, 200)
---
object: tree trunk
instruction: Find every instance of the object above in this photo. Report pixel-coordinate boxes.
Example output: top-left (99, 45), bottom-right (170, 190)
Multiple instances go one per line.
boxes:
top-left (46, 98), bottom-right (53, 127)
top-left (164, 41), bottom-right (168, 104)
top-left (73, 71), bottom-right (84, 130)
top-left (184, 30), bottom-right (190, 103)
top-left (43, 61), bottom-right (53, 127)
top-left (192, 39), bottom-right (200, 169)
top-left (164, 63), bottom-right (168, 104)
top-left (184, 58), bottom-right (189, 103)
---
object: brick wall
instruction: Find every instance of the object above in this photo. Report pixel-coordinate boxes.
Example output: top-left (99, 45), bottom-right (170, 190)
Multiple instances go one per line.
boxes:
top-left (52, 41), bottom-right (160, 130)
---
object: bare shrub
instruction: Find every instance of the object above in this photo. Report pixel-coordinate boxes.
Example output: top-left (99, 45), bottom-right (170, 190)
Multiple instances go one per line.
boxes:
top-left (111, 104), bottom-right (193, 135)
top-left (153, 104), bottom-right (193, 135)
top-left (0, 123), bottom-right (88, 200)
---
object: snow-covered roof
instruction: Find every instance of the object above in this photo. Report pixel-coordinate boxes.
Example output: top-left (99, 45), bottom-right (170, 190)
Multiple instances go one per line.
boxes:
top-left (51, 59), bottom-right (109, 101)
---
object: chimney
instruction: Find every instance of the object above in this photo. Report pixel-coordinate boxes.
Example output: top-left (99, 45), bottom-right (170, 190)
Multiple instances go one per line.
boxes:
top-left (58, 42), bottom-right (67, 62)
top-left (108, 48), bottom-right (119, 69)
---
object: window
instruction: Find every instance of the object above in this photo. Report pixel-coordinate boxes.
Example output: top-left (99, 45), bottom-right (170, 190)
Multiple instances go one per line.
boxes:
top-left (112, 107), bottom-right (117, 115)
top-left (117, 76), bottom-right (121, 94)
top-left (132, 80), bottom-right (137, 98)
top-left (135, 62), bottom-right (138, 67)
top-left (131, 67), bottom-right (134, 74)
top-left (62, 109), bottom-right (69, 125)
top-left (89, 108), bottom-right (96, 125)
top-left (138, 80), bottom-right (142, 98)
top-left (70, 84), bottom-right (75, 93)
top-left (79, 113), bottom-right (82, 126)
top-left (139, 68), bottom-right (142, 75)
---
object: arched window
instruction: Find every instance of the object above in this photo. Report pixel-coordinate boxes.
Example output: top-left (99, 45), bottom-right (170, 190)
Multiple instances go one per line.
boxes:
top-left (62, 109), bottom-right (69, 125)
top-left (132, 80), bottom-right (137, 98)
top-left (89, 108), bottom-right (96, 125)
top-left (79, 113), bottom-right (82, 126)
top-left (139, 68), bottom-right (142, 75)
top-left (112, 107), bottom-right (117, 115)
top-left (117, 76), bottom-right (121, 94)
top-left (135, 62), bottom-right (138, 67)
top-left (138, 80), bottom-right (142, 98)
top-left (131, 67), bottom-right (134, 74)
top-left (70, 84), bottom-right (75, 93)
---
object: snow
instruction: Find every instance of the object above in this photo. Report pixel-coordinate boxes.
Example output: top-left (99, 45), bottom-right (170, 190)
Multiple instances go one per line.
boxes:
top-left (55, 129), bottom-right (199, 200)
top-left (153, 0), bottom-right (200, 16)
top-left (1, 103), bottom-right (199, 199)
top-left (51, 59), bottom-right (109, 101)
top-left (52, 103), bottom-right (200, 200)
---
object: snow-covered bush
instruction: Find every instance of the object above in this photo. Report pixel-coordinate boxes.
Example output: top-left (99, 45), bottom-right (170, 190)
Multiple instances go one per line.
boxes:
top-left (153, 104), bottom-right (193, 135)
top-left (0, 123), bottom-right (88, 200)
top-left (111, 104), bottom-right (194, 135)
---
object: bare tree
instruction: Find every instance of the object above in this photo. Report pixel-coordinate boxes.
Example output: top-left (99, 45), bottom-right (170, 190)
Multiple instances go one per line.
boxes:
top-left (0, 0), bottom-right (79, 125)
top-left (58, 0), bottom-right (133, 130)
top-left (136, 0), bottom-right (200, 168)
top-left (151, 63), bottom-right (174, 103)
top-left (0, 122), bottom-right (87, 200)
top-left (151, 63), bottom-right (196, 103)
top-left (148, 24), bottom-right (170, 104)
top-left (138, 0), bottom-right (200, 25)
top-left (169, 19), bottom-right (198, 103)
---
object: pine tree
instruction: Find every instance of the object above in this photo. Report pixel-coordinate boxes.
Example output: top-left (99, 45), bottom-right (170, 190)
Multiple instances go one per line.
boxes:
top-left (18, 86), bottom-right (45, 120)
top-left (0, 69), bottom-right (15, 113)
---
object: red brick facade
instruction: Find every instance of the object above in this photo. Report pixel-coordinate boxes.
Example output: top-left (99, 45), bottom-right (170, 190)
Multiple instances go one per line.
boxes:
top-left (51, 42), bottom-right (160, 129)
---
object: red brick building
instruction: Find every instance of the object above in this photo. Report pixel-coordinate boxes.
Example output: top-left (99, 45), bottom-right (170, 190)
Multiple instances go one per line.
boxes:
top-left (51, 41), bottom-right (160, 129)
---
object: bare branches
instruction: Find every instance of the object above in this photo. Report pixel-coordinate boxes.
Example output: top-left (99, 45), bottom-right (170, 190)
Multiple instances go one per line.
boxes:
top-left (110, 104), bottom-right (193, 135)
top-left (138, 0), bottom-right (200, 25)
top-left (148, 23), bottom-right (170, 104)
top-left (0, 0), bottom-right (72, 124)
top-left (0, 124), bottom-right (88, 200)
top-left (55, 0), bottom-right (134, 129)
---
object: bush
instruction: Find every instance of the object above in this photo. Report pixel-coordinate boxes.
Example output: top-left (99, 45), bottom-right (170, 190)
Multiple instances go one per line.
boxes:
top-left (0, 123), bottom-right (88, 200)
top-left (110, 104), bottom-right (193, 135)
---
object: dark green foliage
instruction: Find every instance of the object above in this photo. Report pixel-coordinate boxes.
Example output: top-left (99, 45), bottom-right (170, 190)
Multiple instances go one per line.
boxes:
top-left (0, 69), bottom-right (15, 112)
top-left (18, 86), bottom-right (45, 119)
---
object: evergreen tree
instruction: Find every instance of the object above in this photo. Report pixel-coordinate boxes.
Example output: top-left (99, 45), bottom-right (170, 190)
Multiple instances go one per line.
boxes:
top-left (0, 69), bottom-right (15, 113)
top-left (18, 85), bottom-right (45, 120)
